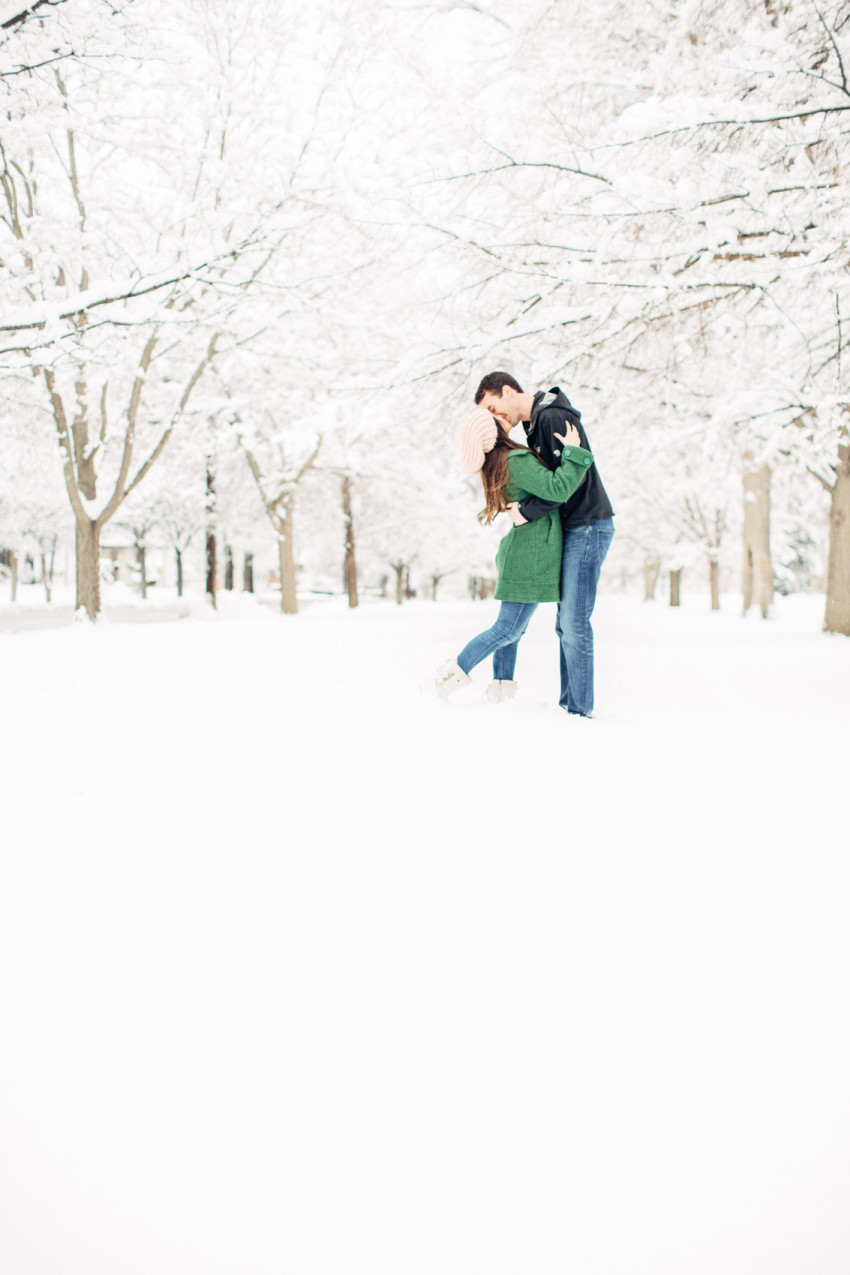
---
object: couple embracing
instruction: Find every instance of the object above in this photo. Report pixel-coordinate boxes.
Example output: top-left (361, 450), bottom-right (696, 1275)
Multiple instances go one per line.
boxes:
top-left (436, 371), bottom-right (614, 717)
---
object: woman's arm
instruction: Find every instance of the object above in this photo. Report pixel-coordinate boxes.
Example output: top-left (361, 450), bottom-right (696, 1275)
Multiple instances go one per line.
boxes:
top-left (507, 444), bottom-right (594, 505)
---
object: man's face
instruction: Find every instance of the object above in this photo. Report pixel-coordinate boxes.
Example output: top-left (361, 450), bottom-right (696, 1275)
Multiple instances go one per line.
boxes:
top-left (479, 387), bottom-right (521, 429)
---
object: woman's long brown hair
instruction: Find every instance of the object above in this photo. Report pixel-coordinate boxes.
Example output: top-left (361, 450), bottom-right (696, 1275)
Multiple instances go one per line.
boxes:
top-left (478, 424), bottom-right (534, 525)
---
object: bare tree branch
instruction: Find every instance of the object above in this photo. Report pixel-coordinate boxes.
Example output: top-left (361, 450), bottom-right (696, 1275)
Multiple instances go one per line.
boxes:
top-left (42, 365), bottom-right (87, 523)
top-left (1, 0), bottom-right (68, 32)
top-left (118, 332), bottom-right (220, 510)
top-left (95, 329), bottom-right (159, 527)
top-left (606, 102), bottom-right (850, 148)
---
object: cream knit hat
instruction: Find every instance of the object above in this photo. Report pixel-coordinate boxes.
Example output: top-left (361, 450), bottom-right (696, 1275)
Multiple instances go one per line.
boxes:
top-left (460, 406), bottom-right (499, 474)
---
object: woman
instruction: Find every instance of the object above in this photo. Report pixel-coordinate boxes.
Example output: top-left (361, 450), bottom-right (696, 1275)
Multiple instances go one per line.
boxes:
top-left (436, 405), bottom-right (594, 701)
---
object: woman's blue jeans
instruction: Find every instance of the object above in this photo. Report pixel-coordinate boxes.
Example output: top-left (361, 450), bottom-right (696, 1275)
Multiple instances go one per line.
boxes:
top-left (457, 601), bottom-right (538, 681)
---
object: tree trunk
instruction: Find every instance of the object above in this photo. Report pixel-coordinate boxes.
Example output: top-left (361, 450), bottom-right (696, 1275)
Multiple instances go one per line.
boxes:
top-left (47, 539), bottom-right (56, 601)
top-left (431, 573), bottom-right (443, 601)
top-left (709, 559), bottom-right (720, 611)
top-left (669, 568), bottom-right (682, 607)
top-left (242, 552), bottom-right (254, 593)
top-left (824, 442), bottom-right (850, 635)
top-left (206, 462), bottom-right (216, 608)
top-left (175, 547), bottom-right (183, 598)
top-left (41, 553), bottom-right (52, 603)
top-left (278, 494), bottom-right (297, 614)
top-left (742, 458), bottom-right (773, 618)
top-left (206, 530), bottom-right (216, 606)
top-left (137, 544), bottom-right (147, 600)
top-left (341, 475), bottom-right (358, 608)
top-left (75, 519), bottom-right (101, 619)
top-left (643, 556), bottom-right (661, 601)
top-left (224, 545), bottom-right (234, 591)
top-left (392, 562), bottom-right (405, 605)
top-left (72, 374), bottom-right (96, 500)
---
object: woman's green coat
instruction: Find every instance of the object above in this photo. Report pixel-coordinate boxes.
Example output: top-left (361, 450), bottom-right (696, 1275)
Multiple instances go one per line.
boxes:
top-left (494, 446), bottom-right (594, 603)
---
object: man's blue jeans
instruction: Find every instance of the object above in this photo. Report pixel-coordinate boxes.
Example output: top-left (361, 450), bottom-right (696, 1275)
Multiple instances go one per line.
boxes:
top-left (457, 601), bottom-right (538, 681)
top-left (556, 517), bottom-right (614, 715)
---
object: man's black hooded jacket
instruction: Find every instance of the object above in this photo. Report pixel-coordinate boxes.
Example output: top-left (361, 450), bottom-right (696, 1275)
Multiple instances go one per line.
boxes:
top-left (517, 388), bottom-right (614, 529)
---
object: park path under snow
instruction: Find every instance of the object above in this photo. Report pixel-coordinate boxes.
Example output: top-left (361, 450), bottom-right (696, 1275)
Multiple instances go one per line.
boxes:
top-left (1, 591), bottom-right (848, 1275)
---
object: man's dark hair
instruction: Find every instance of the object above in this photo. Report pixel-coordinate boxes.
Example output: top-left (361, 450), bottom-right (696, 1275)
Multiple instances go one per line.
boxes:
top-left (474, 371), bottom-right (524, 404)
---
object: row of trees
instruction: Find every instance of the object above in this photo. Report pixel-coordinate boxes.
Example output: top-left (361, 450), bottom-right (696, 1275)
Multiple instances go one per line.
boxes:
top-left (0, 0), bottom-right (847, 629)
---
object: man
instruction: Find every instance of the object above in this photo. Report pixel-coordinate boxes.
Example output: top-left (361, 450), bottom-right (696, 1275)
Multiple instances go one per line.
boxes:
top-left (474, 371), bottom-right (614, 717)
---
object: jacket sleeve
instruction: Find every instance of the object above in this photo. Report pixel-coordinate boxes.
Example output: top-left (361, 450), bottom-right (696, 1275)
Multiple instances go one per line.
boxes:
top-left (517, 403), bottom-right (591, 522)
top-left (516, 492), bottom-right (561, 523)
top-left (509, 447), bottom-right (594, 515)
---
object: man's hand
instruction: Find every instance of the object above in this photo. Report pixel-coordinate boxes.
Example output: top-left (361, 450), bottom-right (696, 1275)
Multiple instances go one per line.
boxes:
top-left (506, 501), bottom-right (528, 526)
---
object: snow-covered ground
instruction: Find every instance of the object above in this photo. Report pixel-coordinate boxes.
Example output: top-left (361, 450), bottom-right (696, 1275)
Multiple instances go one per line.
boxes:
top-left (1, 590), bottom-right (848, 1275)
